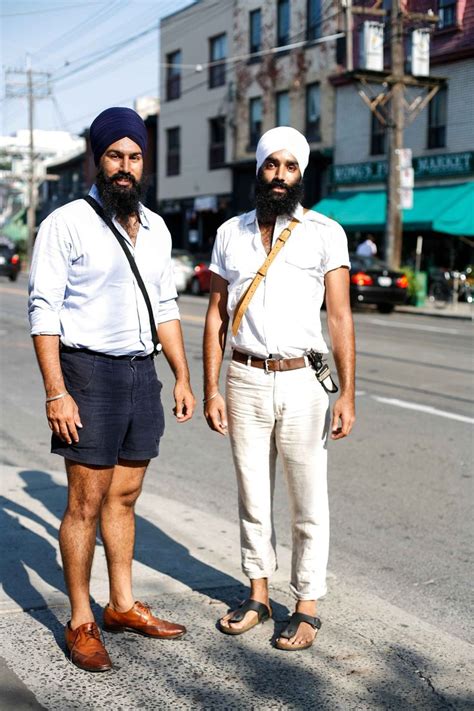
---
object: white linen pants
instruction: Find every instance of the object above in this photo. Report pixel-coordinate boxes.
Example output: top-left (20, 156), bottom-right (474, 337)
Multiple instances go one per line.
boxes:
top-left (226, 359), bottom-right (330, 600)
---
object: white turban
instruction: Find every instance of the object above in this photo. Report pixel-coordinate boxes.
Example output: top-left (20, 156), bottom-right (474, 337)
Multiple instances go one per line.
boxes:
top-left (255, 126), bottom-right (310, 175)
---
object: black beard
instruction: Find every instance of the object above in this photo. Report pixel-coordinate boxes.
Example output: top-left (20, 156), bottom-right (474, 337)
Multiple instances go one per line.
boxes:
top-left (95, 168), bottom-right (143, 221)
top-left (255, 173), bottom-right (304, 224)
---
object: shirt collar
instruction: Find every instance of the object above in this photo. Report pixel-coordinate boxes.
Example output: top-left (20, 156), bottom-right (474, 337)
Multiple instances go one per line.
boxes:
top-left (245, 203), bottom-right (306, 227)
top-left (88, 184), bottom-right (150, 229)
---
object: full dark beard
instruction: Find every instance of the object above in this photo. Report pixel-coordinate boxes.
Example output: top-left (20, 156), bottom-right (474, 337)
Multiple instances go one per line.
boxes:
top-left (95, 168), bottom-right (143, 221)
top-left (255, 174), bottom-right (304, 224)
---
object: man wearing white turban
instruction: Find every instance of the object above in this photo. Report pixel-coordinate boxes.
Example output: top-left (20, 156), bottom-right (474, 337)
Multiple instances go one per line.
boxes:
top-left (203, 126), bottom-right (355, 651)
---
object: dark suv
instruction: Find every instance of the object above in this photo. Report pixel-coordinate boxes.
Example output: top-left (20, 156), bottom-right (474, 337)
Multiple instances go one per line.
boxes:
top-left (0, 240), bottom-right (21, 281)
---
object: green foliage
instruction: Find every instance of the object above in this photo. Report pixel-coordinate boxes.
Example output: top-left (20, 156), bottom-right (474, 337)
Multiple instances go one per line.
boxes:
top-left (401, 265), bottom-right (418, 303)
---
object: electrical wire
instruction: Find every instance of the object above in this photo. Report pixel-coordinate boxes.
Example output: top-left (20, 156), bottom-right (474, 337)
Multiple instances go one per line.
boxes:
top-left (1, 3), bottom-right (103, 18)
top-left (32, 0), bottom-right (127, 61)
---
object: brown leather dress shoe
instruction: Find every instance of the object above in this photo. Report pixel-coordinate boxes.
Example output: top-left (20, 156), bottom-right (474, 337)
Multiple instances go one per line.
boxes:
top-left (103, 601), bottom-right (186, 639)
top-left (65, 621), bottom-right (112, 672)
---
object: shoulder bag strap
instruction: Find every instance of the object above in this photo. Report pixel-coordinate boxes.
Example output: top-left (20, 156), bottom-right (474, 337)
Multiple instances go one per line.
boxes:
top-left (231, 210), bottom-right (308, 337)
top-left (83, 195), bottom-right (161, 354)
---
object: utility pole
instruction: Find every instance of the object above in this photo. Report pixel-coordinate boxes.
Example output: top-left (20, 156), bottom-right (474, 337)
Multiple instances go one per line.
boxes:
top-left (346, 2), bottom-right (442, 269)
top-left (385, 0), bottom-right (404, 268)
top-left (343, 0), bottom-right (354, 72)
top-left (5, 58), bottom-right (51, 266)
top-left (26, 55), bottom-right (36, 268)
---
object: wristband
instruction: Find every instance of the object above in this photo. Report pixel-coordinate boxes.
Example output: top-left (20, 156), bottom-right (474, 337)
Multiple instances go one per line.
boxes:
top-left (203, 391), bottom-right (219, 404)
top-left (46, 392), bottom-right (68, 403)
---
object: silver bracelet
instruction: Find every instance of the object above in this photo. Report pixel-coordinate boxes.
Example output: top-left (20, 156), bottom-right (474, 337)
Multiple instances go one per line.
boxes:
top-left (45, 392), bottom-right (68, 403)
top-left (203, 391), bottom-right (219, 404)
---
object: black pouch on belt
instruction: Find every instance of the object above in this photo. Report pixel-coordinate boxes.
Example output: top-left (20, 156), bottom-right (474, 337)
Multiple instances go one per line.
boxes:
top-left (306, 349), bottom-right (339, 394)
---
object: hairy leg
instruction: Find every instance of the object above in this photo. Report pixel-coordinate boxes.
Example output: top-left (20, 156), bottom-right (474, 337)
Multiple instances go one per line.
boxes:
top-left (60, 460), bottom-right (114, 629)
top-left (99, 459), bottom-right (148, 612)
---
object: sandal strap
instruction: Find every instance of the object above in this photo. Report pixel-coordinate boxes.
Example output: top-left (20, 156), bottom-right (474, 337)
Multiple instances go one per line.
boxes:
top-left (228, 599), bottom-right (270, 624)
top-left (279, 612), bottom-right (322, 639)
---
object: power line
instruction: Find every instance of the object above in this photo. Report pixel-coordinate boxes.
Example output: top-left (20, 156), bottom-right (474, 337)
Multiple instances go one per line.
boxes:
top-left (32, 0), bottom-right (126, 61)
top-left (1, 2), bottom-right (103, 18)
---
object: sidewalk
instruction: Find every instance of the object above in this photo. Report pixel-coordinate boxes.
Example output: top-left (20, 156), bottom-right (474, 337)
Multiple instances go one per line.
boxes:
top-left (397, 300), bottom-right (473, 320)
top-left (1, 464), bottom-right (473, 710)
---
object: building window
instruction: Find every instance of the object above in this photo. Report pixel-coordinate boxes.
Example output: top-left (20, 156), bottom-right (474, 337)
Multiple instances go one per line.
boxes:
top-left (438, 0), bottom-right (457, 29)
top-left (209, 117), bottom-right (226, 169)
top-left (166, 50), bottom-right (181, 101)
top-left (370, 114), bottom-right (386, 155)
top-left (306, 83), bottom-right (320, 141)
top-left (249, 9), bottom-right (262, 55)
top-left (307, 0), bottom-right (321, 40)
top-left (427, 86), bottom-right (447, 148)
top-left (249, 97), bottom-right (262, 149)
top-left (166, 127), bottom-right (180, 176)
top-left (209, 34), bottom-right (227, 88)
top-left (276, 91), bottom-right (290, 126)
top-left (277, 0), bottom-right (290, 47)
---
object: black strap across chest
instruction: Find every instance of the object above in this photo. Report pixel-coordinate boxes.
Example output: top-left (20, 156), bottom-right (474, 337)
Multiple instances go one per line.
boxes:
top-left (83, 195), bottom-right (160, 355)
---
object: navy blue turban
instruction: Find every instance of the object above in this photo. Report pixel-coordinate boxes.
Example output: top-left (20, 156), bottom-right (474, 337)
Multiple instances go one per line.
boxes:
top-left (89, 107), bottom-right (147, 166)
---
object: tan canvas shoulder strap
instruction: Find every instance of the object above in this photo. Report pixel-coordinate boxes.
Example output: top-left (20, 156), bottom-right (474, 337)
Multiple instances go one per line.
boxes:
top-left (231, 210), bottom-right (308, 337)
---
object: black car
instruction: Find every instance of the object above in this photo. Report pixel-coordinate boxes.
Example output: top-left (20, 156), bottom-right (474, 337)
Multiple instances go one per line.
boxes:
top-left (0, 240), bottom-right (21, 282)
top-left (349, 254), bottom-right (408, 314)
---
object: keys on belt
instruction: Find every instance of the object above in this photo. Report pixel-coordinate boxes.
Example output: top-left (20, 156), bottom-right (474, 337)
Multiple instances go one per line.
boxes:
top-left (232, 349), bottom-right (339, 393)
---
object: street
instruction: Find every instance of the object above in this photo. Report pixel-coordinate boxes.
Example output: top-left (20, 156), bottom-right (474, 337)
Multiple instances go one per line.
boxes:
top-left (0, 274), bottom-right (473, 710)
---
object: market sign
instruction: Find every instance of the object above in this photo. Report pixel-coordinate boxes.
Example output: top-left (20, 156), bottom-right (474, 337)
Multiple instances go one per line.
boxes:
top-left (332, 151), bottom-right (474, 185)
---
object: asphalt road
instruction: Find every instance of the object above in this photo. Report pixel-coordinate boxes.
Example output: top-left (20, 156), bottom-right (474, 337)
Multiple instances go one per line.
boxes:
top-left (0, 274), bottom-right (473, 709)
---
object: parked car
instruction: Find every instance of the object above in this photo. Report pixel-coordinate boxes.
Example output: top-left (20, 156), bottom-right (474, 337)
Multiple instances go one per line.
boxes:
top-left (187, 259), bottom-right (212, 295)
top-left (349, 254), bottom-right (408, 313)
top-left (171, 249), bottom-right (195, 293)
top-left (0, 239), bottom-right (21, 282)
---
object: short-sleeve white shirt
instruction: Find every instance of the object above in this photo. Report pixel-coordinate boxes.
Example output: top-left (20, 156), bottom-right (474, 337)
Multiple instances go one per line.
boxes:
top-left (210, 204), bottom-right (350, 357)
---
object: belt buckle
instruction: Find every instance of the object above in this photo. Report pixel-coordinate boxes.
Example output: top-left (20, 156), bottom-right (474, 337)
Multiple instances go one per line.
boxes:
top-left (264, 358), bottom-right (273, 374)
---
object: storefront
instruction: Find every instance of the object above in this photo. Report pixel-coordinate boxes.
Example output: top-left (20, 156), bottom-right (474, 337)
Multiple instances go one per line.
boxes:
top-left (313, 151), bottom-right (474, 270)
top-left (159, 193), bottom-right (232, 254)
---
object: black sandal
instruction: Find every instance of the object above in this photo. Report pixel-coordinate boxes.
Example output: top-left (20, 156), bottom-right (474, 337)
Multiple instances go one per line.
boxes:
top-left (275, 612), bottom-right (322, 650)
top-left (219, 599), bottom-right (272, 636)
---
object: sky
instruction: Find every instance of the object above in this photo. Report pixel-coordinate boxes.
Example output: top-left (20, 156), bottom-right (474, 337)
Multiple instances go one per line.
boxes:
top-left (0, 0), bottom-right (193, 137)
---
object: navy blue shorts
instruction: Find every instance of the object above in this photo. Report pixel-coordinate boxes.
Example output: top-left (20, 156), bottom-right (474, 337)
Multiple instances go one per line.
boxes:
top-left (51, 350), bottom-right (165, 467)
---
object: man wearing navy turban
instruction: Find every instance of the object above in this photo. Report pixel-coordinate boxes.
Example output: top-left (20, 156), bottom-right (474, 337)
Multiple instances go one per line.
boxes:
top-left (29, 107), bottom-right (195, 671)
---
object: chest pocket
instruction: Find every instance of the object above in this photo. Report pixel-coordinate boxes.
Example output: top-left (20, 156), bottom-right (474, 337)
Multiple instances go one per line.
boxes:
top-left (226, 245), bottom-right (260, 280)
top-left (284, 239), bottom-right (322, 275)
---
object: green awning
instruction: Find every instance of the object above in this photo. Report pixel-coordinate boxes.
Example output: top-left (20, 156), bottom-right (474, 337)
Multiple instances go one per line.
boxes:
top-left (312, 182), bottom-right (474, 236)
top-left (2, 208), bottom-right (28, 243)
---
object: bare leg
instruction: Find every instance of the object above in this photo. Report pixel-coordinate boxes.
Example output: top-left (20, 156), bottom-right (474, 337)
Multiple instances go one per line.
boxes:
top-left (99, 459), bottom-right (148, 612)
top-left (59, 460), bottom-right (114, 629)
top-left (219, 577), bottom-right (270, 630)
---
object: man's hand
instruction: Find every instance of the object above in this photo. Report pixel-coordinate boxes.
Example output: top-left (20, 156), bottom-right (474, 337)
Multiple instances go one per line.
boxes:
top-left (46, 394), bottom-right (82, 444)
top-left (173, 380), bottom-right (195, 423)
top-left (204, 393), bottom-right (228, 435)
top-left (330, 394), bottom-right (355, 440)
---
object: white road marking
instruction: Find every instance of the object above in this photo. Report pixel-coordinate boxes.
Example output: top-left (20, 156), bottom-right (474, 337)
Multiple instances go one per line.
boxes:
top-left (355, 390), bottom-right (366, 396)
top-left (365, 318), bottom-right (464, 335)
top-left (372, 395), bottom-right (474, 424)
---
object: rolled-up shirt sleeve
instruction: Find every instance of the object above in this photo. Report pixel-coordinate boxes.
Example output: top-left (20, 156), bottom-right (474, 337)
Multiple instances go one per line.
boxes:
top-left (209, 228), bottom-right (227, 280)
top-left (28, 211), bottom-right (72, 335)
top-left (157, 251), bottom-right (180, 324)
top-left (323, 221), bottom-right (351, 275)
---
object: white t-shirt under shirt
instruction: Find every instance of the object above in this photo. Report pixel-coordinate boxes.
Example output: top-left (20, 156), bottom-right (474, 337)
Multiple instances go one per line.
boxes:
top-left (209, 203), bottom-right (350, 357)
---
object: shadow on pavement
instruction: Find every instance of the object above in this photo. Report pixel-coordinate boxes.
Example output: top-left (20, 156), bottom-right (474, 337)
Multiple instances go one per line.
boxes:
top-left (3, 470), bottom-right (244, 620)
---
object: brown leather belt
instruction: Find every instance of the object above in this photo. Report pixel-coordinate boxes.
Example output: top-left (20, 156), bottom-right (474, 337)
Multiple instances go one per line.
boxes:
top-left (232, 349), bottom-right (307, 373)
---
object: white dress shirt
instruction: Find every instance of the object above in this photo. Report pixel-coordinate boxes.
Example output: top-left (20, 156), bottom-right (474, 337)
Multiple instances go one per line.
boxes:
top-left (28, 185), bottom-right (179, 356)
top-left (210, 204), bottom-right (350, 357)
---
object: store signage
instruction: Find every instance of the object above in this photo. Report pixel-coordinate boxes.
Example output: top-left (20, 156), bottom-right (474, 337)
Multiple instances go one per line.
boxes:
top-left (332, 151), bottom-right (474, 185)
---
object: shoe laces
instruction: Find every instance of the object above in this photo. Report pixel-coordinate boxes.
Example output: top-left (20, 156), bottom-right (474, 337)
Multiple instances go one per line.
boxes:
top-left (135, 601), bottom-right (152, 617)
top-left (85, 624), bottom-right (101, 641)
